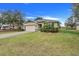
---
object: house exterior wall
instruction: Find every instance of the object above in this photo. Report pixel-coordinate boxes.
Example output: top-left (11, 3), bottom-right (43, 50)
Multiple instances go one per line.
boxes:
top-left (76, 22), bottom-right (79, 30)
top-left (76, 26), bottom-right (79, 30)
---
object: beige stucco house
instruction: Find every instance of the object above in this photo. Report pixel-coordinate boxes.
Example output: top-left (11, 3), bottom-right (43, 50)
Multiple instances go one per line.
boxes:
top-left (23, 19), bottom-right (60, 32)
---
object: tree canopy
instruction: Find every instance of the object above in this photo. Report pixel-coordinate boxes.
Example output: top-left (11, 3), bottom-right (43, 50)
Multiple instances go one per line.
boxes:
top-left (34, 17), bottom-right (43, 21)
top-left (0, 10), bottom-right (25, 30)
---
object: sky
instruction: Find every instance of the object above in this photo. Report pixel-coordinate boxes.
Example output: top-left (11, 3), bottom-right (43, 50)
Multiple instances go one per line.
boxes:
top-left (0, 3), bottom-right (72, 26)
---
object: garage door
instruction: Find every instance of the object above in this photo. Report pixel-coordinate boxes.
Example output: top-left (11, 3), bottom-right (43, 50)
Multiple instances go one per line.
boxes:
top-left (26, 25), bottom-right (36, 32)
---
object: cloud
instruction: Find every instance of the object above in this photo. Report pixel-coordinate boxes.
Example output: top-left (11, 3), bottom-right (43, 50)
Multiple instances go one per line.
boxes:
top-left (25, 16), bottom-right (36, 20)
top-left (23, 3), bottom-right (29, 4)
top-left (60, 21), bottom-right (65, 27)
top-left (25, 16), bottom-right (65, 27)
top-left (42, 16), bottom-right (59, 20)
top-left (25, 16), bottom-right (60, 21)
top-left (42, 16), bottom-right (65, 27)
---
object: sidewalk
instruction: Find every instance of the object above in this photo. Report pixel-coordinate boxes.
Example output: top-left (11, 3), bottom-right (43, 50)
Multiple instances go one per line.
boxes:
top-left (0, 31), bottom-right (28, 39)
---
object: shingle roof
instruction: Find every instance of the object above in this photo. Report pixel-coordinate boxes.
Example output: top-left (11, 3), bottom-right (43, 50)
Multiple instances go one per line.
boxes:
top-left (24, 22), bottom-right (36, 26)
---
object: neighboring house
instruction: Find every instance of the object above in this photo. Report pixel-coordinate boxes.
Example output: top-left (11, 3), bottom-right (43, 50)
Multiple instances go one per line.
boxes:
top-left (0, 24), bottom-right (10, 30)
top-left (23, 19), bottom-right (60, 32)
top-left (1, 24), bottom-right (10, 30)
top-left (0, 24), bottom-right (19, 30)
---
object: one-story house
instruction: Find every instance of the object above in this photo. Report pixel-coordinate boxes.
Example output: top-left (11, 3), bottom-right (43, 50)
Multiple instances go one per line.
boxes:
top-left (23, 19), bottom-right (60, 32)
top-left (0, 19), bottom-right (60, 32)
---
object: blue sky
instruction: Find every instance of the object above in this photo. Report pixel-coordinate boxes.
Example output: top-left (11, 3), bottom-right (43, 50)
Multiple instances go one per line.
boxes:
top-left (0, 3), bottom-right (72, 26)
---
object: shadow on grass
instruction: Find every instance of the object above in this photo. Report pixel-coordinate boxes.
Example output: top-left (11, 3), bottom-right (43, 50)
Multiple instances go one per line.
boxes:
top-left (60, 30), bottom-right (79, 35)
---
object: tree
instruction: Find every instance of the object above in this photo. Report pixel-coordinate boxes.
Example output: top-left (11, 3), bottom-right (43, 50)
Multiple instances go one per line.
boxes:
top-left (73, 4), bottom-right (79, 22)
top-left (0, 10), bottom-right (25, 30)
top-left (0, 14), bottom-right (2, 24)
top-left (65, 16), bottom-right (76, 29)
top-left (1, 10), bottom-right (13, 26)
top-left (26, 19), bottom-right (33, 22)
top-left (13, 10), bottom-right (24, 30)
top-left (34, 17), bottom-right (43, 21)
top-left (65, 4), bottom-right (79, 30)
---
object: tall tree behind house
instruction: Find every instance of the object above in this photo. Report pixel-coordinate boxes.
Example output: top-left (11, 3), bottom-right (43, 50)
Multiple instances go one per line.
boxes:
top-left (73, 3), bottom-right (79, 22)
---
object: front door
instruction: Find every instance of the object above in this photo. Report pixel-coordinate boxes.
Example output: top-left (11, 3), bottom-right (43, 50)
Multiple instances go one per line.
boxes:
top-left (38, 24), bottom-right (42, 28)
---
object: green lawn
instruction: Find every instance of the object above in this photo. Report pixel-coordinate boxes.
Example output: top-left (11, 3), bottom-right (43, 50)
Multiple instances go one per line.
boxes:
top-left (0, 30), bottom-right (79, 55)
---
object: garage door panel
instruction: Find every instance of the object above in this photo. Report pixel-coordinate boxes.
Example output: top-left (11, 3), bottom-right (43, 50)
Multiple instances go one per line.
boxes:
top-left (26, 26), bottom-right (36, 32)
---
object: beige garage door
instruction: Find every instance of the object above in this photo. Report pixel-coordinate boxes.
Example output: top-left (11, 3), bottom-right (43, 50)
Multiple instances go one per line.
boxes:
top-left (26, 25), bottom-right (36, 32)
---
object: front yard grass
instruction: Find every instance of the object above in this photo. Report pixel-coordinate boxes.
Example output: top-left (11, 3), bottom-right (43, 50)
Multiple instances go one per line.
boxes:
top-left (0, 30), bottom-right (79, 55)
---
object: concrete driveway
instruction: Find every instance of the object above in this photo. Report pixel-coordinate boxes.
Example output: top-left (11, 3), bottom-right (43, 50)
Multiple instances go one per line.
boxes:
top-left (0, 31), bottom-right (28, 39)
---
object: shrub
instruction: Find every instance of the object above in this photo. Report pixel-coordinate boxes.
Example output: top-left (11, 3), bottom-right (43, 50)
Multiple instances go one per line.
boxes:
top-left (40, 22), bottom-right (59, 32)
